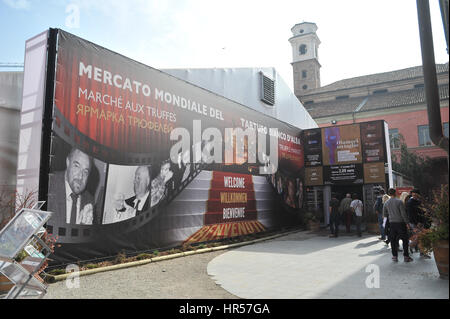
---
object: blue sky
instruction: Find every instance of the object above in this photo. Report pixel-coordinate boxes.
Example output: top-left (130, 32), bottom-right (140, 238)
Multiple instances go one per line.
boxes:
top-left (0, 0), bottom-right (448, 89)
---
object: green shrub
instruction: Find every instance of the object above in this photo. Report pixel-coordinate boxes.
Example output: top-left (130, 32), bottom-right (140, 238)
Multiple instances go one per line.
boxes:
top-left (136, 253), bottom-right (151, 260)
top-left (48, 269), bottom-right (66, 275)
top-left (419, 184), bottom-right (449, 254)
top-left (85, 264), bottom-right (99, 269)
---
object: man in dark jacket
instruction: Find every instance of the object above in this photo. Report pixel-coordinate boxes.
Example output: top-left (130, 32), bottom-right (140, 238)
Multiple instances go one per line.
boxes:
top-left (373, 189), bottom-right (386, 240)
top-left (47, 148), bottom-right (96, 228)
top-left (339, 193), bottom-right (353, 233)
top-left (406, 189), bottom-right (431, 258)
top-left (406, 189), bottom-right (424, 226)
top-left (329, 193), bottom-right (340, 238)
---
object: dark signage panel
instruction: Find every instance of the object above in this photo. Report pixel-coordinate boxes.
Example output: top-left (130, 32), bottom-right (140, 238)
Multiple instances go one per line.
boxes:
top-left (323, 164), bottom-right (364, 185)
top-left (363, 162), bottom-right (385, 183)
top-left (360, 121), bottom-right (385, 163)
top-left (303, 128), bottom-right (322, 166)
top-left (305, 167), bottom-right (323, 186)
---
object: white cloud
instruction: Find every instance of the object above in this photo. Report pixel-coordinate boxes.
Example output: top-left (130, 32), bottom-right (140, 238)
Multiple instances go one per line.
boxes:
top-left (3, 0), bottom-right (30, 9)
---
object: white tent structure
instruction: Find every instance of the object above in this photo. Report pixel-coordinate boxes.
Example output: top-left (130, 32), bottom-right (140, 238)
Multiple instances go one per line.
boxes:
top-left (162, 67), bottom-right (318, 130)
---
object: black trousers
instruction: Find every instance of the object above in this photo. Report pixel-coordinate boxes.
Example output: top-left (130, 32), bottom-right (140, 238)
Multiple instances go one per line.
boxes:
top-left (330, 213), bottom-right (339, 236)
top-left (389, 222), bottom-right (410, 257)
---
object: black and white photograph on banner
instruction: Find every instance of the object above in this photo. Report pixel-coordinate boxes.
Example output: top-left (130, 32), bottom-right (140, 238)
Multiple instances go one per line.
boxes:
top-left (171, 148), bottom-right (192, 189)
top-left (47, 134), bottom-right (107, 229)
top-left (150, 159), bottom-right (174, 207)
top-left (102, 164), bottom-right (152, 224)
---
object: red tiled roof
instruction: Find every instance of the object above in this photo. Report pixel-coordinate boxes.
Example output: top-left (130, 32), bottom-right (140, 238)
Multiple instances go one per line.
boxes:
top-left (303, 63), bottom-right (449, 95)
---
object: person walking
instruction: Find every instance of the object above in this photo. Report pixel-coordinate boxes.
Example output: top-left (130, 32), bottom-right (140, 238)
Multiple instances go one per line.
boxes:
top-left (399, 192), bottom-right (411, 208)
top-left (406, 189), bottom-right (431, 258)
top-left (383, 188), bottom-right (413, 262)
top-left (382, 193), bottom-right (391, 246)
top-left (339, 193), bottom-right (353, 233)
top-left (373, 189), bottom-right (386, 241)
top-left (329, 193), bottom-right (340, 238)
top-left (350, 193), bottom-right (363, 237)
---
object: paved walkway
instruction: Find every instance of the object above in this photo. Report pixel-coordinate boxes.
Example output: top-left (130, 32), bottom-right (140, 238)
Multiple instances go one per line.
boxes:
top-left (207, 230), bottom-right (449, 299)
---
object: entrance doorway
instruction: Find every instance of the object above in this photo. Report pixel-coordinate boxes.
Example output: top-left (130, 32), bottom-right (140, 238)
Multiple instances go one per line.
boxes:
top-left (331, 185), bottom-right (363, 202)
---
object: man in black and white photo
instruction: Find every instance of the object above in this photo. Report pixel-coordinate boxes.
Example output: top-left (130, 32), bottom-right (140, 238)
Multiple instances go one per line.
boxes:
top-left (151, 160), bottom-right (173, 207)
top-left (48, 147), bottom-right (95, 225)
top-left (107, 165), bottom-right (152, 224)
top-left (125, 165), bottom-right (152, 215)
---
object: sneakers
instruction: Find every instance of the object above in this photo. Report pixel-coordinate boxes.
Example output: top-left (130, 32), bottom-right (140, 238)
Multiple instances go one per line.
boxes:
top-left (392, 256), bottom-right (398, 262)
top-left (404, 256), bottom-right (414, 262)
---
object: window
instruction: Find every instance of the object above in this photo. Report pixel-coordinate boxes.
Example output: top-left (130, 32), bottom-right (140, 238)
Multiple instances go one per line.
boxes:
top-left (58, 227), bottom-right (66, 236)
top-left (302, 70), bottom-right (307, 79)
top-left (299, 44), bottom-right (307, 55)
top-left (418, 125), bottom-right (433, 146)
top-left (373, 89), bottom-right (388, 94)
top-left (389, 129), bottom-right (400, 149)
top-left (414, 83), bottom-right (425, 89)
top-left (302, 84), bottom-right (308, 90)
top-left (336, 95), bottom-right (349, 100)
top-left (260, 72), bottom-right (275, 105)
top-left (444, 122), bottom-right (449, 138)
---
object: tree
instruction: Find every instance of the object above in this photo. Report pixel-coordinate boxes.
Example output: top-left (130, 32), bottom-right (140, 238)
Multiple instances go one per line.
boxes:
top-left (391, 134), bottom-right (435, 198)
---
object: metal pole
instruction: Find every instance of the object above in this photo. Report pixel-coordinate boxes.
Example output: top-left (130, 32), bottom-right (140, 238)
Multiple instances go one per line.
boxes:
top-left (416, 0), bottom-right (449, 154)
top-left (439, 0), bottom-right (449, 53)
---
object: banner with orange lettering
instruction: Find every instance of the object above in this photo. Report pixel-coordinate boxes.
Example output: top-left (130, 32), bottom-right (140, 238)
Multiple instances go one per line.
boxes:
top-left (39, 29), bottom-right (304, 264)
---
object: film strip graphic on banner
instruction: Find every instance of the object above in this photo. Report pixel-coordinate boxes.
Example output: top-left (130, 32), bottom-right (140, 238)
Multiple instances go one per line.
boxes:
top-left (48, 106), bottom-right (204, 244)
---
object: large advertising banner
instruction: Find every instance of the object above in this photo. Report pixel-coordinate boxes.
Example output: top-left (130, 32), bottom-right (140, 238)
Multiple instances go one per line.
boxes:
top-left (43, 30), bottom-right (303, 262)
top-left (322, 124), bottom-right (362, 166)
top-left (303, 121), bottom-right (389, 187)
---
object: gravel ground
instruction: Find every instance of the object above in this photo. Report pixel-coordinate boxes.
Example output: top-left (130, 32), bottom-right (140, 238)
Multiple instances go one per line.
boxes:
top-left (44, 250), bottom-right (239, 299)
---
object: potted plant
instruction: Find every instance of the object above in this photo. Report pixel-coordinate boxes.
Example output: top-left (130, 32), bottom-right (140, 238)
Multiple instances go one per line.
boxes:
top-left (418, 184), bottom-right (448, 279)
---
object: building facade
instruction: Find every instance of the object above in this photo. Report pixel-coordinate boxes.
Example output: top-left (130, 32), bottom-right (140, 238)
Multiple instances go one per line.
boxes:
top-left (0, 72), bottom-right (22, 193)
top-left (290, 22), bottom-right (449, 190)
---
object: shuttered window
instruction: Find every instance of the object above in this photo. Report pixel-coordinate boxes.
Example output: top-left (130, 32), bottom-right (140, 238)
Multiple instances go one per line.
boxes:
top-left (260, 72), bottom-right (275, 106)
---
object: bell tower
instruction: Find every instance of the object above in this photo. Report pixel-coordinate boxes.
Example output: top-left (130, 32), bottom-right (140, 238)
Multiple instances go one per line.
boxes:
top-left (289, 22), bottom-right (321, 97)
